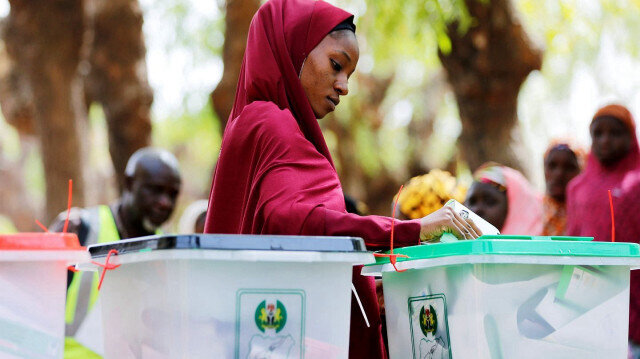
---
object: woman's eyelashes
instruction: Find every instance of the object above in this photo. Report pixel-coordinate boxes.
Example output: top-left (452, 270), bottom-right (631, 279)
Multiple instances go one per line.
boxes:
top-left (331, 59), bottom-right (342, 72)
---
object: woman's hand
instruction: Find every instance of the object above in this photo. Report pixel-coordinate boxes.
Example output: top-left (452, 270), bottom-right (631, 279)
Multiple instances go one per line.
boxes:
top-left (419, 206), bottom-right (482, 242)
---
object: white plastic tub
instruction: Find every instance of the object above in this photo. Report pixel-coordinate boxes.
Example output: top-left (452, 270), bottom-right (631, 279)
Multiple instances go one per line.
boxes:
top-left (363, 235), bottom-right (640, 359)
top-left (0, 233), bottom-right (89, 358)
top-left (81, 234), bottom-right (373, 359)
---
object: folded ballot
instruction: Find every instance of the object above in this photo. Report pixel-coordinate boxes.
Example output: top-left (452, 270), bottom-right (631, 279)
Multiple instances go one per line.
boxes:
top-left (438, 199), bottom-right (500, 242)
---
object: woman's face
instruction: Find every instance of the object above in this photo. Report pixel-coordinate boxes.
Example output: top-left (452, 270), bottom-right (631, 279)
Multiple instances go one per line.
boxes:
top-left (300, 30), bottom-right (359, 119)
top-left (544, 149), bottom-right (580, 202)
top-left (590, 116), bottom-right (632, 166)
top-left (464, 182), bottom-right (508, 231)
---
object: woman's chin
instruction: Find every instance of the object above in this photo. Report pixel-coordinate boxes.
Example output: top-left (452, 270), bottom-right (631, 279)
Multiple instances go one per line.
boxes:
top-left (314, 110), bottom-right (328, 120)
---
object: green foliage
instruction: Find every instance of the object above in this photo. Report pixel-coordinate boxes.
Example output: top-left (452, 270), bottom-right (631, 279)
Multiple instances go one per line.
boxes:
top-left (152, 102), bottom-right (222, 197)
top-left (0, 215), bottom-right (17, 234)
top-left (515, 0), bottom-right (640, 162)
top-left (351, 0), bottom-right (472, 73)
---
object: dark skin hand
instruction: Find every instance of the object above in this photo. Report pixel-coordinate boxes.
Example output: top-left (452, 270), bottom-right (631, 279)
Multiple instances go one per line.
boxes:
top-left (590, 116), bottom-right (632, 167)
top-left (544, 149), bottom-right (580, 203)
top-left (194, 211), bottom-right (207, 234)
top-left (464, 182), bottom-right (508, 231)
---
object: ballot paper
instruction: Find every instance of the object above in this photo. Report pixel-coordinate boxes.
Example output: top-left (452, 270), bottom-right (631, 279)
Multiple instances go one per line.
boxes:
top-left (428, 200), bottom-right (500, 242)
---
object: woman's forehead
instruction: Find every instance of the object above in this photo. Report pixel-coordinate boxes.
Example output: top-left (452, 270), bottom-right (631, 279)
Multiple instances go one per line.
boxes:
top-left (546, 148), bottom-right (577, 163)
top-left (470, 181), bottom-right (505, 198)
top-left (591, 115), bottom-right (628, 131)
top-left (323, 30), bottom-right (357, 49)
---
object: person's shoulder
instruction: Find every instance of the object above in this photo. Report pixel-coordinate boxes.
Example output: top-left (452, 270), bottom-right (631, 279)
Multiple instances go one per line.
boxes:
top-left (239, 101), bottom-right (300, 133)
top-left (566, 172), bottom-right (588, 193)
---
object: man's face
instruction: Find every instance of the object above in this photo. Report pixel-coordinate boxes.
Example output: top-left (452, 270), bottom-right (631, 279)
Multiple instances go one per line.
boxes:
top-left (130, 163), bottom-right (181, 229)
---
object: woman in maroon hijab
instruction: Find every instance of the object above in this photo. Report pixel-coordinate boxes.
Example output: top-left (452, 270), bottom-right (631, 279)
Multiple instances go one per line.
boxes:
top-left (204, 0), bottom-right (480, 357)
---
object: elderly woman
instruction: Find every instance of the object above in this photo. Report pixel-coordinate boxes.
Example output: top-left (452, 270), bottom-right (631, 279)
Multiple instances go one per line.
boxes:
top-left (464, 162), bottom-right (543, 235)
top-left (204, 0), bottom-right (480, 357)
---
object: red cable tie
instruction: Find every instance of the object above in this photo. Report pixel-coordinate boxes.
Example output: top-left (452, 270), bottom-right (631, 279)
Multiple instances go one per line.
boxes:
top-left (373, 253), bottom-right (410, 272)
top-left (35, 220), bottom-right (50, 233)
top-left (608, 190), bottom-right (615, 242)
top-left (91, 249), bottom-right (120, 290)
top-left (63, 179), bottom-right (73, 233)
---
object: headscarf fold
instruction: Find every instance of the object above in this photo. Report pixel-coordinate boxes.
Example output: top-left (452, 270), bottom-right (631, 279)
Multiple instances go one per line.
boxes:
top-left (474, 163), bottom-right (543, 235)
top-left (229, 0), bottom-right (353, 164)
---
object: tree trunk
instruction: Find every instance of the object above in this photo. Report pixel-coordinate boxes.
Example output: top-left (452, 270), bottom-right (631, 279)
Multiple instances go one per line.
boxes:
top-left (211, 0), bottom-right (260, 127)
top-left (0, 139), bottom-right (41, 231)
top-left (5, 0), bottom-right (87, 223)
top-left (325, 73), bottom-right (401, 215)
top-left (84, 0), bottom-right (153, 192)
top-left (0, 21), bottom-right (36, 137)
top-left (439, 0), bottom-right (542, 172)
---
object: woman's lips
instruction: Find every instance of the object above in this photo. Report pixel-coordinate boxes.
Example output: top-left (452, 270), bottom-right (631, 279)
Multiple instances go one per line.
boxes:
top-left (327, 96), bottom-right (338, 110)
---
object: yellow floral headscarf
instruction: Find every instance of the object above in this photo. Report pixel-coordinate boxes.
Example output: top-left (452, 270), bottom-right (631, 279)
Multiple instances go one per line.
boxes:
top-left (397, 169), bottom-right (467, 219)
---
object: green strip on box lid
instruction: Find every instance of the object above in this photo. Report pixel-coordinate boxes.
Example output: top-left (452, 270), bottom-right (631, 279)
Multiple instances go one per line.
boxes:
top-left (368, 235), bottom-right (640, 266)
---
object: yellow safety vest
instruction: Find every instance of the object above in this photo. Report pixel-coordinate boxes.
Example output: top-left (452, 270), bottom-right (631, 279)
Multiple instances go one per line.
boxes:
top-left (64, 205), bottom-right (163, 358)
top-left (64, 205), bottom-right (119, 358)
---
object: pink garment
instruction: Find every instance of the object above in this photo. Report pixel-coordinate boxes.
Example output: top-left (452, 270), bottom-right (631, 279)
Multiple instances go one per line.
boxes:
top-left (564, 104), bottom-right (640, 343)
top-left (614, 167), bottom-right (640, 344)
top-left (501, 167), bottom-right (544, 235)
top-left (566, 105), bottom-right (640, 241)
top-left (204, 1), bottom-right (421, 357)
top-left (474, 164), bottom-right (543, 235)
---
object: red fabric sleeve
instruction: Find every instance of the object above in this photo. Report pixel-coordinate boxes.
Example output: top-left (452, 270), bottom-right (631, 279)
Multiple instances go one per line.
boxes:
top-left (319, 208), bottom-right (421, 250)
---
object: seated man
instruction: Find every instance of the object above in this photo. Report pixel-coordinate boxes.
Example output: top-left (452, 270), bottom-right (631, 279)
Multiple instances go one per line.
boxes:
top-left (50, 147), bottom-right (182, 358)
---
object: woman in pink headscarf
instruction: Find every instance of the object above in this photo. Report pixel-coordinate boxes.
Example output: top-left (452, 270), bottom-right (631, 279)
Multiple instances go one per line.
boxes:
top-left (204, 0), bottom-right (481, 357)
top-left (465, 162), bottom-right (543, 235)
top-left (563, 104), bottom-right (640, 357)
top-left (566, 104), bottom-right (640, 241)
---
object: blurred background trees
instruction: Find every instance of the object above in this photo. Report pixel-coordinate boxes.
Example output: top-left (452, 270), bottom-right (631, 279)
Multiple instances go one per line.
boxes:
top-left (1, 0), bottom-right (640, 230)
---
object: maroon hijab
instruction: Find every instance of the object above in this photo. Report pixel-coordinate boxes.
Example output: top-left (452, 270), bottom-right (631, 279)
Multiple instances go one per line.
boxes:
top-left (565, 104), bottom-right (640, 241)
top-left (205, 0), bottom-right (420, 357)
top-left (227, 0), bottom-right (351, 164)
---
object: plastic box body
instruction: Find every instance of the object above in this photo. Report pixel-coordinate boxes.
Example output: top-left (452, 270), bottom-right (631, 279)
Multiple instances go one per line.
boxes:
top-left (0, 233), bottom-right (87, 359)
top-left (85, 234), bottom-right (373, 359)
top-left (364, 236), bottom-right (640, 359)
top-left (382, 260), bottom-right (630, 359)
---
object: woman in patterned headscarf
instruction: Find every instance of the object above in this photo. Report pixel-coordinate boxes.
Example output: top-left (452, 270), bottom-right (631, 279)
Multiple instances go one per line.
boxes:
top-left (465, 162), bottom-right (543, 235)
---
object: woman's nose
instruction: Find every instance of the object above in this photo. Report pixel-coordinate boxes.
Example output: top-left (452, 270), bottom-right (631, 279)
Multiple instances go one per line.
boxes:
top-left (335, 79), bottom-right (349, 96)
